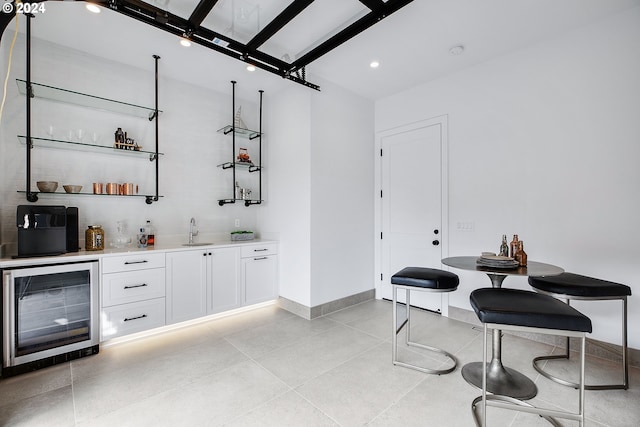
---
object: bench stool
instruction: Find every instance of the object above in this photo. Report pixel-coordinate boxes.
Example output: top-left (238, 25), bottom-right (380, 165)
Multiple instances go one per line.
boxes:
top-left (391, 267), bottom-right (459, 375)
top-left (529, 272), bottom-right (631, 390)
top-left (470, 287), bottom-right (592, 426)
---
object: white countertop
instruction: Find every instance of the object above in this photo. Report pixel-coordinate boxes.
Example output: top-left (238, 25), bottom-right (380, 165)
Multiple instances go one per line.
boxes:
top-left (0, 239), bottom-right (277, 268)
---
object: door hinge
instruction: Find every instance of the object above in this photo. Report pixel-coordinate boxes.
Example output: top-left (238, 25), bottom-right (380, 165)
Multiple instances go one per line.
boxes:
top-left (380, 273), bottom-right (383, 281)
top-left (380, 232), bottom-right (383, 239)
top-left (380, 148), bottom-right (383, 156)
top-left (380, 190), bottom-right (383, 198)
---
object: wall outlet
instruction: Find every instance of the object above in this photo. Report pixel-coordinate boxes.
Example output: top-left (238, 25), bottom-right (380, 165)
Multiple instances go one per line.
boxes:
top-left (234, 219), bottom-right (240, 228)
top-left (456, 221), bottom-right (475, 231)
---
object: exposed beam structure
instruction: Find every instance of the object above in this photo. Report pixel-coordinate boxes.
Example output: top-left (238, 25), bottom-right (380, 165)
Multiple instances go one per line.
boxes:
top-left (0, 0), bottom-right (415, 92)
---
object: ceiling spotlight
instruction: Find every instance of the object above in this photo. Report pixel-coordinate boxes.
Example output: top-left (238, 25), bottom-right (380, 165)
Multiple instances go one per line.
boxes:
top-left (86, 4), bottom-right (101, 13)
top-left (449, 45), bottom-right (464, 56)
top-left (370, 61), bottom-right (380, 68)
top-left (179, 38), bottom-right (191, 47)
top-left (246, 65), bottom-right (256, 72)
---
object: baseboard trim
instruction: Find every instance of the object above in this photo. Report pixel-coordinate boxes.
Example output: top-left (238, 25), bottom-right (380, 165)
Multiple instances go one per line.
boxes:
top-left (448, 306), bottom-right (640, 369)
top-left (278, 289), bottom-right (376, 320)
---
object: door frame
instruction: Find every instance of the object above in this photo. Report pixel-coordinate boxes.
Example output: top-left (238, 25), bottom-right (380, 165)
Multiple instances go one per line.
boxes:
top-left (374, 114), bottom-right (450, 316)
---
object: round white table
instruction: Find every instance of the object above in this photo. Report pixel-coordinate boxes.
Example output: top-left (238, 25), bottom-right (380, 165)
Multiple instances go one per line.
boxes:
top-left (442, 256), bottom-right (564, 399)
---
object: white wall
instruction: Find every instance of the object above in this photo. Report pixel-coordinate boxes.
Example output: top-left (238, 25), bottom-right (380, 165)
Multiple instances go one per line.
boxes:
top-left (309, 79), bottom-right (375, 307)
top-left (376, 8), bottom-right (640, 348)
top-left (260, 77), bottom-right (375, 308)
top-left (0, 34), bottom-right (260, 249)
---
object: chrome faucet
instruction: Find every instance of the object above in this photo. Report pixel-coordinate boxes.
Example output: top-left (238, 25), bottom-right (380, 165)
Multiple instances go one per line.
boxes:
top-left (189, 217), bottom-right (198, 244)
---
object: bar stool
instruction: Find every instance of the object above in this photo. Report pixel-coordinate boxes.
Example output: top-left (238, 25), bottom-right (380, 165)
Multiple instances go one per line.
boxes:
top-left (469, 288), bottom-right (592, 427)
top-left (391, 267), bottom-right (459, 375)
top-left (528, 272), bottom-right (631, 390)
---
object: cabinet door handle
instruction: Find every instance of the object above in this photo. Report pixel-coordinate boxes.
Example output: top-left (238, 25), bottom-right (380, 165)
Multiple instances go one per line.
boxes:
top-left (253, 248), bottom-right (268, 252)
top-left (124, 283), bottom-right (148, 289)
top-left (123, 314), bottom-right (148, 322)
top-left (253, 257), bottom-right (268, 261)
top-left (124, 260), bottom-right (149, 265)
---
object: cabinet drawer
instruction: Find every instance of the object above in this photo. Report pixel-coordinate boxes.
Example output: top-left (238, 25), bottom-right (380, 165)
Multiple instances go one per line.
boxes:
top-left (102, 268), bottom-right (165, 307)
top-left (101, 298), bottom-right (165, 341)
top-left (102, 252), bottom-right (165, 273)
top-left (241, 243), bottom-right (278, 258)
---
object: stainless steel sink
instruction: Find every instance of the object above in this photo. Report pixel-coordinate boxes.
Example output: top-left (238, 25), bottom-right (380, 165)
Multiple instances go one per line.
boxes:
top-left (182, 242), bottom-right (214, 247)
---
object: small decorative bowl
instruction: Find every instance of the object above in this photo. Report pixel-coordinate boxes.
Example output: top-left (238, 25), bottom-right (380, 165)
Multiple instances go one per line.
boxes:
top-left (63, 185), bottom-right (82, 194)
top-left (37, 181), bottom-right (58, 192)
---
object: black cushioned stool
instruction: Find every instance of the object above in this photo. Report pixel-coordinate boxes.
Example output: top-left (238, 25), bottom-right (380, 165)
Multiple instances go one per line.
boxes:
top-left (470, 288), bottom-right (592, 427)
top-left (529, 272), bottom-right (632, 390)
top-left (391, 267), bottom-right (459, 375)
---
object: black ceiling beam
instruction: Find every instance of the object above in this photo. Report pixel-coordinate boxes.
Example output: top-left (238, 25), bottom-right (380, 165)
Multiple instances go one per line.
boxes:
top-left (246, 0), bottom-right (315, 51)
top-left (359, 0), bottom-right (385, 11)
top-left (188, 0), bottom-right (220, 29)
top-left (290, 0), bottom-right (414, 73)
top-left (101, 0), bottom-right (320, 90)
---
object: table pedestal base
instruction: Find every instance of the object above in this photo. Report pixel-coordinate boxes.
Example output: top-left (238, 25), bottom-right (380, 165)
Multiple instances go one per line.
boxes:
top-left (462, 361), bottom-right (537, 400)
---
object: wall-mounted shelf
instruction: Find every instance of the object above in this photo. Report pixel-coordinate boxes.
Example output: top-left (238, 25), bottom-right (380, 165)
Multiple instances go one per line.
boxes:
top-left (18, 136), bottom-right (164, 161)
top-left (217, 125), bottom-right (261, 140)
top-left (20, 16), bottom-right (162, 205)
top-left (16, 191), bottom-right (163, 205)
top-left (16, 79), bottom-right (162, 120)
top-left (217, 81), bottom-right (264, 207)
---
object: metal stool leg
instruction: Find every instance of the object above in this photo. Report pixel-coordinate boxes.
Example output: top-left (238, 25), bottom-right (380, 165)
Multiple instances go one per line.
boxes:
top-left (391, 284), bottom-right (456, 375)
top-left (533, 297), bottom-right (629, 390)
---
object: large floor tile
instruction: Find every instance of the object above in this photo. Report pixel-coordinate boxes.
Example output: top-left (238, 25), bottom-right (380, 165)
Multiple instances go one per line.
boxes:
top-left (255, 323), bottom-right (383, 387)
top-left (0, 385), bottom-right (75, 427)
top-left (225, 315), bottom-right (340, 359)
top-left (296, 342), bottom-right (426, 426)
top-left (0, 363), bottom-right (71, 408)
top-left (223, 390), bottom-right (339, 426)
top-left (77, 360), bottom-right (290, 426)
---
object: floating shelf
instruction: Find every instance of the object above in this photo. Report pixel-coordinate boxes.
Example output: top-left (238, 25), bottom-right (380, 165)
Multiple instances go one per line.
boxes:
top-left (217, 125), bottom-right (261, 140)
top-left (18, 136), bottom-right (164, 160)
top-left (16, 79), bottom-right (162, 120)
top-left (217, 161), bottom-right (261, 172)
top-left (17, 191), bottom-right (163, 203)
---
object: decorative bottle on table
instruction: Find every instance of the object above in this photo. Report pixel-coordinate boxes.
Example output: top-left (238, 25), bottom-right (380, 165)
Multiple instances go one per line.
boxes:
top-left (509, 234), bottom-right (519, 258)
top-left (515, 241), bottom-right (527, 266)
top-left (499, 234), bottom-right (509, 257)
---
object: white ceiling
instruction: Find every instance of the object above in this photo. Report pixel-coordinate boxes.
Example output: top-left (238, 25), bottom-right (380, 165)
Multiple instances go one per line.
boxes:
top-left (14, 0), bottom-right (640, 101)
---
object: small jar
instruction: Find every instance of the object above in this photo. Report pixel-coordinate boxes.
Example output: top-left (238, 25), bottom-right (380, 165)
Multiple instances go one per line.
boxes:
top-left (86, 225), bottom-right (105, 251)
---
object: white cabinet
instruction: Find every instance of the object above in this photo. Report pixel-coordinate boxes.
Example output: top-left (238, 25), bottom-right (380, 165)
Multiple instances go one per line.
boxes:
top-left (208, 247), bottom-right (241, 314)
top-left (101, 252), bottom-right (166, 341)
top-left (165, 249), bottom-right (207, 324)
top-left (241, 243), bottom-right (278, 306)
top-left (165, 246), bottom-right (241, 323)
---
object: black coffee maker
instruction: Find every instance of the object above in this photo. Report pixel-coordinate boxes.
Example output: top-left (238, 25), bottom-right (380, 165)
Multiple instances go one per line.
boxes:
top-left (16, 205), bottom-right (79, 257)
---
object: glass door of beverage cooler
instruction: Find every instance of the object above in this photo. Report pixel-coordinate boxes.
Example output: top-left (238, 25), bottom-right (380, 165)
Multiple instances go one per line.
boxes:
top-left (3, 261), bottom-right (99, 368)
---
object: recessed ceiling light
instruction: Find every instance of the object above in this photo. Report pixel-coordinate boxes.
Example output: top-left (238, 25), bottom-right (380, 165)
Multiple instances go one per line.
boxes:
top-left (179, 38), bottom-right (191, 47)
top-left (246, 65), bottom-right (256, 72)
top-left (370, 61), bottom-right (380, 68)
top-left (86, 4), bottom-right (101, 14)
top-left (449, 45), bottom-right (464, 56)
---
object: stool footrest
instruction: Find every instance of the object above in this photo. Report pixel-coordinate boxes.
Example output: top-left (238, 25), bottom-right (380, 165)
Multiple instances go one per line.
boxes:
top-left (471, 395), bottom-right (562, 427)
top-left (533, 354), bottom-right (629, 390)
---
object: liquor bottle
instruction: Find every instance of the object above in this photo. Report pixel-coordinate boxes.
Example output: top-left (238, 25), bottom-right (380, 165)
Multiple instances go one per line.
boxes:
top-left (499, 234), bottom-right (509, 257)
top-left (509, 234), bottom-right (519, 258)
top-left (146, 220), bottom-right (155, 246)
top-left (515, 241), bottom-right (527, 266)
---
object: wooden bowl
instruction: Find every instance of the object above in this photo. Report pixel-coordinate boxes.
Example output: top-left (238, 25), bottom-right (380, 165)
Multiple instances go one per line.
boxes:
top-left (37, 181), bottom-right (58, 192)
top-left (63, 185), bottom-right (82, 193)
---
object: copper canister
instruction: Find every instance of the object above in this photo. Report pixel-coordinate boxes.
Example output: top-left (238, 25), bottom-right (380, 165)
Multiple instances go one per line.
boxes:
top-left (85, 225), bottom-right (105, 251)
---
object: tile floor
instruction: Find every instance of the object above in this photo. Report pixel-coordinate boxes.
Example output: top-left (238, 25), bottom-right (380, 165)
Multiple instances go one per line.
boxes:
top-left (0, 299), bottom-right (638, 426)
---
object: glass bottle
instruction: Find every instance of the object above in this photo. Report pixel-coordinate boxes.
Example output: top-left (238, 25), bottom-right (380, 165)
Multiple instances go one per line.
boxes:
top-left (499, 234), bottom-right (509, 257)
top-left (515, 241), bottom-right (527, 266)
top-left (146, 220), bottom-right (155, 246)
top-left (137, 228), bottom-right (148, 248)
top-left (509, 234), bottom-right (519, 258)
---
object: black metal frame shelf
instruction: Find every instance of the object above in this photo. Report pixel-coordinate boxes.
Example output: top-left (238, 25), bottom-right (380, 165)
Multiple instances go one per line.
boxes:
top-left (17, 191), bottom-right (163, 205)
top-left (20, 15), bottom-right (162, 204)
top-left (16, 79), bottom-right (162, 120)
top-left (18, 136), bottom-right (164, 161)
top-left (217, 81), bottom-right (264, 207)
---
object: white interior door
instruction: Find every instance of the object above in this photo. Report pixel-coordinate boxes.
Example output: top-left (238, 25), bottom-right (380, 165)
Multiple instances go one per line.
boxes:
top-left (378, 117), bottom-right (448, 313)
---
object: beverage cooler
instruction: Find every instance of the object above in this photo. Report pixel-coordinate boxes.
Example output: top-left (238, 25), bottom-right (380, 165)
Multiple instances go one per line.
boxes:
top-left (2, 260), bottom-right (99, 376)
